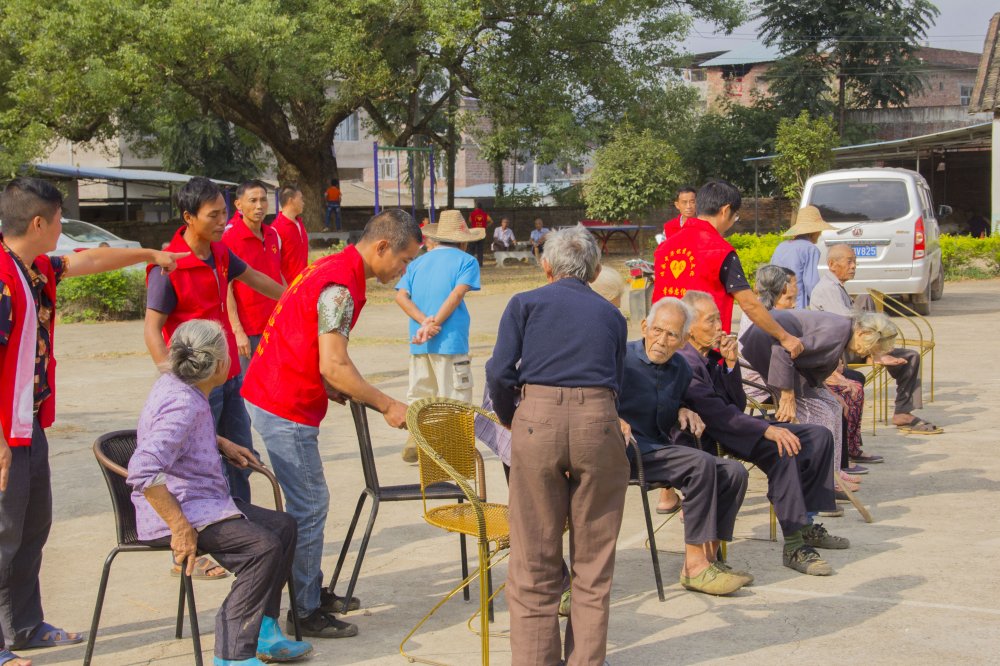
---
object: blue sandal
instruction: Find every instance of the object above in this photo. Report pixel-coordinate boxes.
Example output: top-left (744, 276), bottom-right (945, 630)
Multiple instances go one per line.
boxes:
top-left (0, 648), bottom-right (29, 665)
top-left (11, 622), bottom-right (83, 650)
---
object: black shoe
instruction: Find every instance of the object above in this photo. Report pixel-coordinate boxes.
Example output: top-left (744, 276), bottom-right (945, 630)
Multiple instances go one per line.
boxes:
top-left (802, 522), bottom-right (850, 549)
top-left (320, 588), bottom-right (361, 613)
top-left (286, 609), bottom-right (358, 639)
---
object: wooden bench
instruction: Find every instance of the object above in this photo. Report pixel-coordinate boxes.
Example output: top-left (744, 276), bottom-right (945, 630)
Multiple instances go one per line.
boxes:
top-left (494, 249), bottom-right (537, 267)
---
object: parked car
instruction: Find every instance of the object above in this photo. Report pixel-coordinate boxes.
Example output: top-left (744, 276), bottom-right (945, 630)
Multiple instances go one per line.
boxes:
top-left (52, 218), bottom-right (142, 255)
top-left (801, 167), bottom-right (947, 315)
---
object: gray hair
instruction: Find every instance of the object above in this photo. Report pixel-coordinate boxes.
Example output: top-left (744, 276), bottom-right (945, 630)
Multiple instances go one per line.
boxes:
top-left (542, 226), bottom-right (601, 282)
top-left (681, 289), bottom-right (715, 311)
top-left (647, 297), bottom-right (693, 339)
top-left (852, 311), bottom-right (899, 357)
top-left (755, 264), bottom-right (796, 310)
top-left (166, 319), bottom-right (228, 385)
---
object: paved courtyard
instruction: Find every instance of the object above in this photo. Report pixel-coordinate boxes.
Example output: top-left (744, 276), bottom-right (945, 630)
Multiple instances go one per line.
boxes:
top-left (22, 278), bottom-right (1000, 664)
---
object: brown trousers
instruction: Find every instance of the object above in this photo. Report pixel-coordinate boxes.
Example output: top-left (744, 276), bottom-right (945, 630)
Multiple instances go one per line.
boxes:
top-left (507, 385), bottom-right (629, 666)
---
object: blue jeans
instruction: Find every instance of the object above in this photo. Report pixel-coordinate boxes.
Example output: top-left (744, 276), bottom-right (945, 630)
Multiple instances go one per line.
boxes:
top-left (247, 403), bottom-right (328, 617)
top-left (324, 203), bottom-right (341, 231)
top-left (238, 334), bottom-right (262, 381)
top-left (209, 375), bottom-right (257, 503)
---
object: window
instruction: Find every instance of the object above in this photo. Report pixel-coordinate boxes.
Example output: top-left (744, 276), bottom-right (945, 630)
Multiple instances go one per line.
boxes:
top-left (960, 85), bottom-right (973, 107)
top-left (334, 112), bottom-right (359, 142)
top-left (378, 155), bottom-right (398, 180)
top-left (809, 180), bottom-right (911, 223)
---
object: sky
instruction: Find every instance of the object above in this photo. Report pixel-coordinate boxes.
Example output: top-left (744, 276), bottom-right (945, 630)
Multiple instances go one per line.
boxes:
top-left (682, 1), bottom-right (996, 55)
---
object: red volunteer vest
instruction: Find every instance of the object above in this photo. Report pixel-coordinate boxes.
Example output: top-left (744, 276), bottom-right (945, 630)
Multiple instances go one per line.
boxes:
top-left (222, 219), bottom-right (281, 336)
top-left (0, 249), bottom-right (57, 446)
top-left (271, 211), bottom-right (309, 285)
top-left (149, 227), bottom-right (240, 380)
top-left (652, 218), bottom-right (737, 333)
top-left (241, 244), bottom-right (367, 426)
top-left (662, 216), bottom-right (684, 239)
top-left (469, 208), bottom-right (488, 229)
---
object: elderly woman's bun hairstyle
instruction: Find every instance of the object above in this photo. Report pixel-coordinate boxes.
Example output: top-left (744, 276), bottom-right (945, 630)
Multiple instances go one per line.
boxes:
top-left (166, 319), bottom-right (228, 385)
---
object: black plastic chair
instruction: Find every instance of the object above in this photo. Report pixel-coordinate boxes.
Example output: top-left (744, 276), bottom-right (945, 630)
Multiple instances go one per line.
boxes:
top-left (85, 430), bottom-right (301, 666)
top-left (326, 400), bottom-right (475, 608)
top-left (627, 437), bottom-right (674, 602)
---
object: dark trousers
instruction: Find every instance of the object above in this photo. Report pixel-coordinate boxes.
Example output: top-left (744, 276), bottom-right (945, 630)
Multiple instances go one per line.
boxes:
top-left (885, 348), bottom-right (921, 414)
top-left (146, 501), bottom-right (297, 660)
top-left (209, 375), bottom-right (257, 503)
top-left (637, 445), bottom-right (748, 544)
top-left (467, 240), bottom-right (484, 266)
top-left (507, 385), bottom-right (629, 666)
top-left (0, 420), bottom-right (49, 650)
top-left (745, 422), bottom-right (835, 536)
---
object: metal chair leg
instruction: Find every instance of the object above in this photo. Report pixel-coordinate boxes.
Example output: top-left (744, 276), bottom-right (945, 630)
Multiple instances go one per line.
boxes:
top-left (640, 489), bottom-right (665, 601)
top-left (342, 495), bottom-right (380, 608)
top-left (719, 541), bottom-right (727, 562)
top-left (460, 533), bottom-right (470, 602)
top-left (478, 542), bottom-right (491, 666)
top-left (770, 504), bottom-right (778, 542)
top-left (286, 576), bottom-right (302, 641)
top-left (328, 490), bottom-right (369, 595)
top-left (83, 547), bottom-right (120, 666)
top-left (182, 573), bottom-right (204, 666)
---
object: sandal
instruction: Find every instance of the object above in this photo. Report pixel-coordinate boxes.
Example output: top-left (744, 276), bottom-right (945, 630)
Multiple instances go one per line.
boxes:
top-left (10, 622), bottom-right (83, 650)
top-left (897, 417), bottom-right (944, 435)
top-left (171, 556), bottom-right (230, 580)
top-left (0, 649), bottom-right (30, 666)
top-left (655, 500), bottom-right (682, 515)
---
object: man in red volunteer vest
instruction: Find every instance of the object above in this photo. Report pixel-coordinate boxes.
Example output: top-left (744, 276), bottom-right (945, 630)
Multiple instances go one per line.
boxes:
top-left (144, 177), bottom-right (284, 515)
top-left (467, 205), bottom-right (490, 266)
top-left (223, 180), bottom-right (283, 380)
top-left (662, 185), bottom-right (697, 239)
top-left (653, 179), bottom-right (804, 357)
top-left (0, 177), bottom-right (183, 664)
top-left (242, 209), bottom-right (421, 639)
top-left (271, 185), bottom-right (309, 284)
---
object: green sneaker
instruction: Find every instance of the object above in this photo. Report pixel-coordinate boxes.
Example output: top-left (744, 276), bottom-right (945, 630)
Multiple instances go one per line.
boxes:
top-left (558, 588), bottom-right (571, 617)
top-left (802, 523), bottom-right (850, 550)
top-left (715, 561), bottom-right (754, 586)
top-left (783, 546), bottom-right (833, 576)
top-left (679, 563), bottom-right (746, 596)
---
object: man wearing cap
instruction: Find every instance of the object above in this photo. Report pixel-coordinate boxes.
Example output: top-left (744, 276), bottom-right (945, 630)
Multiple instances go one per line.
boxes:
top-left (770, 206), bottom-right (835, 309)
top-left (395, 210), bottom-right (482, 462)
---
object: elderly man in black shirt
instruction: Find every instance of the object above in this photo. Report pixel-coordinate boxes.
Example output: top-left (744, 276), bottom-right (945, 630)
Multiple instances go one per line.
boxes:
top-left (618, 297), bottom-right (750, 596)
top-left (677, 290), bottom-right (849, 576)
top-left (486, 227), bottom-right (628, 666)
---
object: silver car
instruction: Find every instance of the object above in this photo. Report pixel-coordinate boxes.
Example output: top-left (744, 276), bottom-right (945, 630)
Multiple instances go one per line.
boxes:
top-left (802, 168), bottom-right (946, 315)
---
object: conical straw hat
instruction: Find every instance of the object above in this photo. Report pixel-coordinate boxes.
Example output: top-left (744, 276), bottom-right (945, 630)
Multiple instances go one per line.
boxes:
top-left (422, 209), bottom-right (486, 242)
top-left (784, 205), bottom-right (836, 237)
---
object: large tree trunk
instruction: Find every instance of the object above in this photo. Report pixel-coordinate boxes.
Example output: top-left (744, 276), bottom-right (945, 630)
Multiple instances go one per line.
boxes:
top-left (276, 148), bottom-right (338, 231)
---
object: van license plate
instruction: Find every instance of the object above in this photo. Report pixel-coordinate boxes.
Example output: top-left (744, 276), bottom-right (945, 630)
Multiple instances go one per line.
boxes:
top-left (853, 245), bottom-right (877, 258)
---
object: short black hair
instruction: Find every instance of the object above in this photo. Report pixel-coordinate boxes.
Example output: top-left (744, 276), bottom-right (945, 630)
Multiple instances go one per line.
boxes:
top-left (278, 185), bottom-right (301, 207)
top-left (236, 179), bottom-right (268, 199)
top-left (330, 178), bottom-right (340, 186)
top-left (675, 186), bottom-right (697, 199)
top-left (177, 177), bottom-right (222, 218)
top-left (360, 209), bottom-right (421, 252)
top-left (0, 177), bottom-right (63, 237)
top-left (696, 179), bottom-right (741, 217)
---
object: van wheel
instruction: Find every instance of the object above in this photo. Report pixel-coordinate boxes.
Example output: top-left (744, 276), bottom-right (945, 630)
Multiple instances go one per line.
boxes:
top-left (930, 267), bottom-right (944, 301)
top-left (912, 281), bottom-right (931, 316)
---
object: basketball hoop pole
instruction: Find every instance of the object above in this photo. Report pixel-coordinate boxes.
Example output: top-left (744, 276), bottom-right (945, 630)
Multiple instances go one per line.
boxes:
top-left (373, 141), bottom-right (380, 213)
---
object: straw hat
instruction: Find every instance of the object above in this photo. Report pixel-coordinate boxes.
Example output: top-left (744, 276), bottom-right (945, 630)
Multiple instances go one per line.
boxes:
top-left (422, 209), bottom-right (485, 243)
top-left (784, 205), bottom-right (836, 237)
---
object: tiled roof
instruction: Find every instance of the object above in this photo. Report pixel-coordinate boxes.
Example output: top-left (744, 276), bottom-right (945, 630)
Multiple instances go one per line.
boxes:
top-left (969, 13), bottom-right (1000, 113)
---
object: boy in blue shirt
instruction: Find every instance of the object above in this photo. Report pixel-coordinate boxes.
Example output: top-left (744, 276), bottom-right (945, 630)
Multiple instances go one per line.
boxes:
top-left (395, 210), bottom-right (482, 462)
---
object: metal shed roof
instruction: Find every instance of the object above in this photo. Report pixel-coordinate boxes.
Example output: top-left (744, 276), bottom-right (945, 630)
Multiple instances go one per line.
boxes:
top-left (31, 163), bottom-right (237, 186)
top-left (698, 43), bottom-right (783, 68)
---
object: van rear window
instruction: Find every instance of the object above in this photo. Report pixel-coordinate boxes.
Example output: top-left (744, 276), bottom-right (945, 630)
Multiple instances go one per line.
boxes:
top-left (810, 180), bottom-right (910, 222)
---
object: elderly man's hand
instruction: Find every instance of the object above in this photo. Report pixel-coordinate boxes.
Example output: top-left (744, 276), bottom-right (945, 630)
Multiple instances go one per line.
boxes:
top-left (781, 335), bottom-right (805, 359)
top-left (775, 389), bottom-right (796, 423)
top-left (170, 521), bottom-right (199, 576)
top-left (678, 408), bottom-right (705, 438)
top-left (383, 399), bottom-right (408, 429)
top-left (764, 425), bottom-right (801, 457)
top-left (878, 354), bottom-right (907, 367)
top-left (618, 418), bottom-right (633, 447)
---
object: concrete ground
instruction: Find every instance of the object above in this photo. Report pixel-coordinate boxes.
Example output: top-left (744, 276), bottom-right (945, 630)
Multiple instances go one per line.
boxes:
top-left (19, 278), bottom-right (1000, 665)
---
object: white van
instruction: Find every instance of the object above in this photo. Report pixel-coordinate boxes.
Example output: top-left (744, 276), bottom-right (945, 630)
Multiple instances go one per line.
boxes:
top-left (801, 168), bottom-right (946, 315)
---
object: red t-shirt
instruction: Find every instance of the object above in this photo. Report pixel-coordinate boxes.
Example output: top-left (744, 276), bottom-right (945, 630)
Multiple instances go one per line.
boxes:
top-left (271, 211), bottom-right (309, 284)
top-left (222, 220), bottom-right (282, 335)
top-left (469, 208), bottom-right (488, 229)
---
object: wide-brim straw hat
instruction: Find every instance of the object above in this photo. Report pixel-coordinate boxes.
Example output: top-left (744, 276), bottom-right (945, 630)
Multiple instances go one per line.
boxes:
top-left (423, 209), bottom-right (485, 242)
top-left (784, 205), bottom-right (836, 237)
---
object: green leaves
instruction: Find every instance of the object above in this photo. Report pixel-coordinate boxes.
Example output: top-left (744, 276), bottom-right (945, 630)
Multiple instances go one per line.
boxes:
top-left (772, 112), bottom-right (838, 201)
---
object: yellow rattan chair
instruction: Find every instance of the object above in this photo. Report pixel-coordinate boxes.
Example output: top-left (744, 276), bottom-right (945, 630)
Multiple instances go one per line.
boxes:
top-left (401, 398), bottom-right (511, 666)
top-left (868, 288), bottom-right (936, 402)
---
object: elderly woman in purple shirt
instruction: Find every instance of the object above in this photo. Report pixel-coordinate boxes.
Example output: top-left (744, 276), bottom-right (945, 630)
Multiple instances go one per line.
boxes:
top-left (127, 320), bottom-right (310, 666)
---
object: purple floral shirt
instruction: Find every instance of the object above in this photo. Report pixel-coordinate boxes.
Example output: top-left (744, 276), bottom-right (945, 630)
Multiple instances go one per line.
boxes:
top-left (128, 372), bottom-right (241, 541)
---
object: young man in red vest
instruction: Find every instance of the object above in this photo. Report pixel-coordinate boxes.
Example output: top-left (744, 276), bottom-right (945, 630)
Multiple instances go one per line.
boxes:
top-left (242, 209), bottom-right (421, 639)
top-left (467, 205), bottom-right (490, 266)
top-left (144, 177), bottom-right (284, 511)
top-left (271, 185), bottom-right (309, 284)
top-left (0, 177), bottom-right (184, 665)
top-left (223, 180), bottom-right (283, 379)
top-left (652, 179), bottom-right (804, 358)
top-left (662, 185), bottom-right (697, 239)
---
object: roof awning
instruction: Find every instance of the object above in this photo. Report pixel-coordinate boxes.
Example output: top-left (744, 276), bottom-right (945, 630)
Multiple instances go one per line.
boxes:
top-left (30, 163), bottom-right (237, 186)
top-left (744, 122), bottom-right (991, 166)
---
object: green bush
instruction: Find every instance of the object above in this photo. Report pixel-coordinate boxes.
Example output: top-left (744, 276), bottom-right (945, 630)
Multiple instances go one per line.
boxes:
top-left (939, 234), bottom-right (1000, 280)
top-left (57, 268), bottom-right (148, 322)
top-left (730, 233), bottom-right (783, 286)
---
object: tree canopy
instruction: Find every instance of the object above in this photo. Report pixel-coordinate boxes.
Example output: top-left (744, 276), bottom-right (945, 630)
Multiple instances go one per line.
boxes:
top-left (771, 112), bottom-right (838, 201)
top-left (0, 0), bottom-right (745, 226)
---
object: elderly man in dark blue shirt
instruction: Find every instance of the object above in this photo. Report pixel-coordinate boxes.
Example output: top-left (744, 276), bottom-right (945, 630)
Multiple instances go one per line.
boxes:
top-left (486, 227), bottom-right (628, 666)
top-left (618, 298), bottom-right (750, 596)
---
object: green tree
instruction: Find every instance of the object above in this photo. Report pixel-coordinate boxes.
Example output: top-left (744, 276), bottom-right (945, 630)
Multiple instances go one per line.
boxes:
top-left (757, 0), bottom-right (938, 134)
top-left (0, 0), bottom-right (745, 228)
top-left (771, 112), bottom-right (838, 201)
top-left (583, 125), bottom-right (686, 222)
